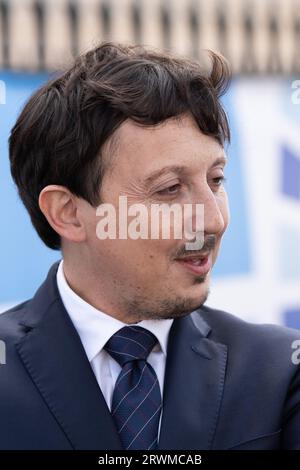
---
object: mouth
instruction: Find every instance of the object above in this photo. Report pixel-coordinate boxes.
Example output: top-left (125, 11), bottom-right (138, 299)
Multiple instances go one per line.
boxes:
top-left (175, 252), bottom-right (212, 276)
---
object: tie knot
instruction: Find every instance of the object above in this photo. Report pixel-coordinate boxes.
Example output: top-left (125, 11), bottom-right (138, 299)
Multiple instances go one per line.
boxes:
top-left (104, 326), bottom-right (158, 367)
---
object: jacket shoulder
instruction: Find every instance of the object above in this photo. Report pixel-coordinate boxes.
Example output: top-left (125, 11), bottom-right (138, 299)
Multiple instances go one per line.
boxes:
top-left (198, 304), bottom-right (300, 357)
top-left (0, 300), bottom-right (31, 341)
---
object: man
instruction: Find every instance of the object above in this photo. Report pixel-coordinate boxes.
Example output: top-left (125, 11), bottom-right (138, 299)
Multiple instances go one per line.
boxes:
top-left (1, 42), bottom-right (300, 450)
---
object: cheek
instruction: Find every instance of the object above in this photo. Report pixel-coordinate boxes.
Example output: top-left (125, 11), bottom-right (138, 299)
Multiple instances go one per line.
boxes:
top-left (98, 238), bottom-right (167, 266)
top-left (82, 205), bottom-right (100, 242)
top-left (129, 239), bottom-right (177, 279)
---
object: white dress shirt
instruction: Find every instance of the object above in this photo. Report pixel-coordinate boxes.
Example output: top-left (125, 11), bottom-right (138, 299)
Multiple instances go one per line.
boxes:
top-left (56, 260), bottom-right (173, 436)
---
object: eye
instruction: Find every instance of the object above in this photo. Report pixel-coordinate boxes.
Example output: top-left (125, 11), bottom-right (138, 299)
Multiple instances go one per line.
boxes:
top-left (212, 176), bottom-right (226, 186)
top-left (156, 183), bottom-right (181, 195)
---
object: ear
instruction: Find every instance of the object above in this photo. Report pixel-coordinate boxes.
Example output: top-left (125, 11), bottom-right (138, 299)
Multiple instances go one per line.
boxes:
top-left (38, 185), bottom-right (86, 244)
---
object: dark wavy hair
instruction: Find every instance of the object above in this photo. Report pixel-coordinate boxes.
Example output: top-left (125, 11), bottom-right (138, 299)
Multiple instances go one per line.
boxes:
top-left (9, 42), bottom-right (231, 250)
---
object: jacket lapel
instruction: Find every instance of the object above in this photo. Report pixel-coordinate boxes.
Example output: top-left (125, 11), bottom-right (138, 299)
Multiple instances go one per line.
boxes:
top-left (158, 310), bottom-right (227, 450)
top-left (16, 261), bottom-right (122, 450)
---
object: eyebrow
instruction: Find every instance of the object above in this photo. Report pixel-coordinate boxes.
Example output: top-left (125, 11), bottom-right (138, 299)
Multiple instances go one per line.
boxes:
top-left (144, 165), bottom-right (187, 186)
top-left (143, 156), bottom-right (227, 185)
top-left (210, 156), bottom-right (227, 168)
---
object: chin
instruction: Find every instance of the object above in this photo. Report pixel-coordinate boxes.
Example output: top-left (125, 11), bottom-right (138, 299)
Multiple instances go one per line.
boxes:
top-left (177, 287), bottom-right (209, 307)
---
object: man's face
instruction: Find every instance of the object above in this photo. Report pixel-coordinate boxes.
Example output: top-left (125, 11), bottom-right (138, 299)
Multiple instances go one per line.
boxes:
top-left (81, 113), bottom-right (229, 322)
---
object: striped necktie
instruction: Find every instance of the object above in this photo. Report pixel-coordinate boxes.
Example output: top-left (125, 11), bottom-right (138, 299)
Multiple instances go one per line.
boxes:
top-left (104, 325), bottom-right (162, 450)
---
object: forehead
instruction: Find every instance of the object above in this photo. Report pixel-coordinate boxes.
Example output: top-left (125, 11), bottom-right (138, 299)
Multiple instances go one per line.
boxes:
top-left (108, 114), bottom-right (225, 181)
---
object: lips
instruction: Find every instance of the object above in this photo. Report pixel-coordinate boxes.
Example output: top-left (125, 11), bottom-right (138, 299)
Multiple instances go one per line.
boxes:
top-left (175, 253), bottom-right (211, 276)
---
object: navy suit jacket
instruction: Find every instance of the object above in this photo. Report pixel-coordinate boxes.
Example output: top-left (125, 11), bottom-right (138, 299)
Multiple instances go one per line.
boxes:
top-left (1, 261), bottom-right (300, 450)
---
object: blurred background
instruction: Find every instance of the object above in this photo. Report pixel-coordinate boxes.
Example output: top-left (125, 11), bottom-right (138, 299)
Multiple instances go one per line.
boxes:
top-left (0, 0), bottom-right (299, 328)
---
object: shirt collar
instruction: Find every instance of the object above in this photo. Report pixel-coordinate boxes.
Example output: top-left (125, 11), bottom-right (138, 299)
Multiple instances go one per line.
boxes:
top-left (56, 260), bottom-right (173, 362)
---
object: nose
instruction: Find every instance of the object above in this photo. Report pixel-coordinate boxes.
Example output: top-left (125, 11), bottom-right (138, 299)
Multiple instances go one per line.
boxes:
top-left (189, 186), bottom-right (228, 237)
top-left (204, 189), bottom-right (227, 236)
